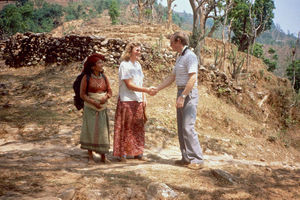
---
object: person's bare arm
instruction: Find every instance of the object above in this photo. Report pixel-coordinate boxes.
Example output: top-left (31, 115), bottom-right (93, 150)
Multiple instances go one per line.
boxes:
top-left (124, 79), bottom-right (151, 94)
top-left (156, 74), bottom-right (176, 92)
top-left (176, 73), bottom-right (197, 108)
top-left (80, 75), bottom-right (102, 108)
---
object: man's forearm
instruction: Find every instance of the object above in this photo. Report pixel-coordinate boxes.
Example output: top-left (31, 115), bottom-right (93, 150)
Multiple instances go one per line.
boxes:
top-left (181, 73), bottom-right (197, 96)
top-left (157, 74), bottom-right (175, 91)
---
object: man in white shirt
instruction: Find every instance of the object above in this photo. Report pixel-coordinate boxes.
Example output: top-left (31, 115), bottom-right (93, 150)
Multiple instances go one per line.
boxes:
top-left (154, 32), bottom-right (204, 170)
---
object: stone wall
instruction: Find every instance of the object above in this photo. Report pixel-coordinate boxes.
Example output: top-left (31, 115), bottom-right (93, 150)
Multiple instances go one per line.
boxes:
top-left (3, 32), bottom-right (174, 69)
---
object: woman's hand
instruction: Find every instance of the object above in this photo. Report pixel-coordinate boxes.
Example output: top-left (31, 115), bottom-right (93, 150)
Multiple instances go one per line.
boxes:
top-left (143, 99), bottom-right (147, 107)
top-left (99, 95), bottom-right (108, 104)
top-left (95, 101), bottom-right (103, 109)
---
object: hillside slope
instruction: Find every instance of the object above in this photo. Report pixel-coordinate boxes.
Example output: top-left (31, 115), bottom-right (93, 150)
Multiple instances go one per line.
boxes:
top-left (0, 17), bottom-right (299, 199)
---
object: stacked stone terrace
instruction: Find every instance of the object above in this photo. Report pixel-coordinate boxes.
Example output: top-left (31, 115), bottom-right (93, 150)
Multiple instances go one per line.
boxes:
top-left (3, 32), bottom-right (174, 69)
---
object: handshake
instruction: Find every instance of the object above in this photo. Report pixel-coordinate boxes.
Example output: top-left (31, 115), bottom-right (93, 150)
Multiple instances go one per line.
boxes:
top-left (145, 86), bottom-right (158, 96)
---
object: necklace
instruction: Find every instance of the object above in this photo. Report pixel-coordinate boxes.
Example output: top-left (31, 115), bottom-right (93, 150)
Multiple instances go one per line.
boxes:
top-left (91, 73), bottom-right (104, 88)
top-left (91, 73), bottom-right (103, 79)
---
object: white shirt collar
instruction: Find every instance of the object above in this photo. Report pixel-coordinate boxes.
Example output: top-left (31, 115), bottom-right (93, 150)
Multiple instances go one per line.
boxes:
top-left (181, 45), bottom-right (188, 56)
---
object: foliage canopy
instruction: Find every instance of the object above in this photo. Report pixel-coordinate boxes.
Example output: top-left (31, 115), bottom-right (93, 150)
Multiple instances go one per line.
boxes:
top-left (228, 0), bottom-right (275, 51)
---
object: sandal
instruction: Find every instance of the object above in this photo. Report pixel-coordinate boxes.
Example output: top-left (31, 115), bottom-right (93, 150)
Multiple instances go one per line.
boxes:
top-left (134, 155), bottom-right (149, 161)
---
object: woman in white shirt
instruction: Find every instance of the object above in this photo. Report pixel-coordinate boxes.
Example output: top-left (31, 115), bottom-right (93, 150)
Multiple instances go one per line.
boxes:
top-left (113, 42), bottom-right (153, 162)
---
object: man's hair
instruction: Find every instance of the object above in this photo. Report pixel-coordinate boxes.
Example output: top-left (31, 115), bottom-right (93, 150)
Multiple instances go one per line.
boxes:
top-left (172, 32), bottom-right (189, 46)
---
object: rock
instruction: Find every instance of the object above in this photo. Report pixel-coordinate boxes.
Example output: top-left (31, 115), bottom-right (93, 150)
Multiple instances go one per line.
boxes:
top-left (1, 124), bottom-right (19, 135)
top-left (126, 187), bottom-right (133, 198)
top-left (23, 123), bottom-right (42, 133)
top-left (267, 135), bottom-right (277, 142)
top-left (78, 189), bottom-right (102, 200)
top-left (233, 85), bottom-right (243, 92)
top-left (211, 169), bottom-right (237, 185)
top-left (58, 188), bottom-right (76, 200)
top-left (248, 91), bottom-right (256, 101)
top-left (199, 65), bottom-right (208, 71)
top-left (209, 64), bottom-right (217, 70)
top-left (205, 148), bottom-right (213, 154)
top-left (147, 182), bottom-right (177, 200)
top-left (24, 197), bottom-right (61, 200)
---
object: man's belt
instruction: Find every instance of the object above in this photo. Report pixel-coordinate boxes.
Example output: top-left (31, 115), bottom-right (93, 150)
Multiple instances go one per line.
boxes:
top-left (177, 86), bottom-right (186, 90)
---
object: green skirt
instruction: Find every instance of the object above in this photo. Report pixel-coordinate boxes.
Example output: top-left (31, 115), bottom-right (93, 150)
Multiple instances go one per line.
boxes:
top-left (80, 105), bottom-right (110, 154)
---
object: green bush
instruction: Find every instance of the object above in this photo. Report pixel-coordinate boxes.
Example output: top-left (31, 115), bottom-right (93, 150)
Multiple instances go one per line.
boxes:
top-left (0, 3), bottom-right (33, 34)
top-left (108, 0), bottom-right (120, 25)
top-left (264, 47), bottom-right (278, 72)
top-left (0, 1), bottom-right (63, 35)
top-left (252, 43), bottom-right (263, 58)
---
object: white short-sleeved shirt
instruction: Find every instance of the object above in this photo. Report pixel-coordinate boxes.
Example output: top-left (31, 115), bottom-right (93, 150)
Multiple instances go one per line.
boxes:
top-left (118, 60), bottom-right (144, 102)
top-left (172, 47), bottom-right (198, 87)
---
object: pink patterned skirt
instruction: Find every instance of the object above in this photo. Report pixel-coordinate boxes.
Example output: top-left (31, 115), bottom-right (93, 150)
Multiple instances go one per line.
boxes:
top-left (113, 99), bottom-right (145, 157)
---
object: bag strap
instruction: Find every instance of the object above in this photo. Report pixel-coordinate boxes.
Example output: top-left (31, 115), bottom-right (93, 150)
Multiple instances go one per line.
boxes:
top-left (102, 73), bottom-right (109, 92)
top-left (86, 74), bottom-right (90, 95)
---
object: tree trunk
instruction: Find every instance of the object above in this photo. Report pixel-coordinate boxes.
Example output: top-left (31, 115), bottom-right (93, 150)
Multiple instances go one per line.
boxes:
top-left (137, 0), bottom-right (145, 24)
top-left (167, 0), bottom-right (175, 29)
top-left (189, 0), bottom-right (226, 65)
top-left (292, 33), bottom-right (300, 89)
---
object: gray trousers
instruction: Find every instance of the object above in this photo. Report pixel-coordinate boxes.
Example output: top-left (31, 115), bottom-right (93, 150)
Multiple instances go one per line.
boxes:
top-left (177, 88), bottom-right (204, 164)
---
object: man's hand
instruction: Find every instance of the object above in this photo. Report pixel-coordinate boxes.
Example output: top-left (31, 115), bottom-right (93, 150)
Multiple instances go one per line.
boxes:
top-left (176, 96), bottom-right (185, 108)
top-left (148, 86), bottom-right (158, 96)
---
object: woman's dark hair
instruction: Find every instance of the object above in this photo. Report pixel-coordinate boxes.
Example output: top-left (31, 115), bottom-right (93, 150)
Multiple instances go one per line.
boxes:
top-left (83, 53), bottom-right (106, 75)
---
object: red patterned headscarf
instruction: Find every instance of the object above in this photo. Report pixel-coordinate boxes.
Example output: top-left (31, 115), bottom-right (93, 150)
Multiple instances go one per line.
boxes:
top-left (83, 53), bottom-right (106, 74)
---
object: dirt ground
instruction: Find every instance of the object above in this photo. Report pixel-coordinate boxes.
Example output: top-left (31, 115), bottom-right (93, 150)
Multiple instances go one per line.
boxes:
top-left (0, 62), bottom-right (299, 200)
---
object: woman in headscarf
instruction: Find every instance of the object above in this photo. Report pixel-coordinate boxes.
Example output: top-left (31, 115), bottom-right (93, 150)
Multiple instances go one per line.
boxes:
top-left (80, 53), bottom-right (112, 164)
top-left (113, 42), bottom-right (154, 162)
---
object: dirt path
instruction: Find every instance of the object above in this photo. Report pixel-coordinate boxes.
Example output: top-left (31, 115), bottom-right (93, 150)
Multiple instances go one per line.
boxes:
top-left (0, 64), bottom-right (299, 200)
top-left (0, 126), bottom-right (299, 200)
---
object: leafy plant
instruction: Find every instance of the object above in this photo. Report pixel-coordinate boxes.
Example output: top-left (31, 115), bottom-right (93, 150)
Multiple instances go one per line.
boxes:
top-left (213, 46), bottom-right (224, 68)
top-left (228, 46), bottom-right (245, 80)
top-left (108, 0), bottom-right (120, 25)
top-left (0, 1), bottom-right (63, 35)
top-left (259, 69), bottom-right (264, 79)
top-left (228, 0), bottom-right (275, 52)
top-left (263, 47), bottom-right (278, 72)
top-left (252, 43), bottom-right (263, 58)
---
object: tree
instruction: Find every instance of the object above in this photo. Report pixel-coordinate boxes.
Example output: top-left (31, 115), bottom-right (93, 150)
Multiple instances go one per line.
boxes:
top-left (31, 2), bottom-right (63, 32)
top-left (290, 32), bottom-right (300, 90)
top-left (64, 2), bottom-right (86, 21)
top-left (93, 0), bottom-right (111, 14)
top-left (286, 60), bottom-right (300, 92)
top-left (263, 47), bottom-right (278, 72)
top-left (156, 3), bottom-right (167, 23)
top-left (220, 0), bottom-right (234, 72)
top-left (145, 0), bottom-right (155, 22)
top-left (189, 0), bottom-right (227, 64)
top-left (228, 0), bottom-right (275, 52)
top-left (166, 0), bottom-right (175, 29)
top-left (109, 0), bottom-right (120, 24)
top-left (136, 0), bottom-right (147, 23)
top-left (0, 3), bottom-right (34, 35)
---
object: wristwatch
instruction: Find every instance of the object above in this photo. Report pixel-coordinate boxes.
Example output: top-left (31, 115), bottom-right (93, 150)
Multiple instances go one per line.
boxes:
top-left (181, 94), bottom-right (187, 99)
